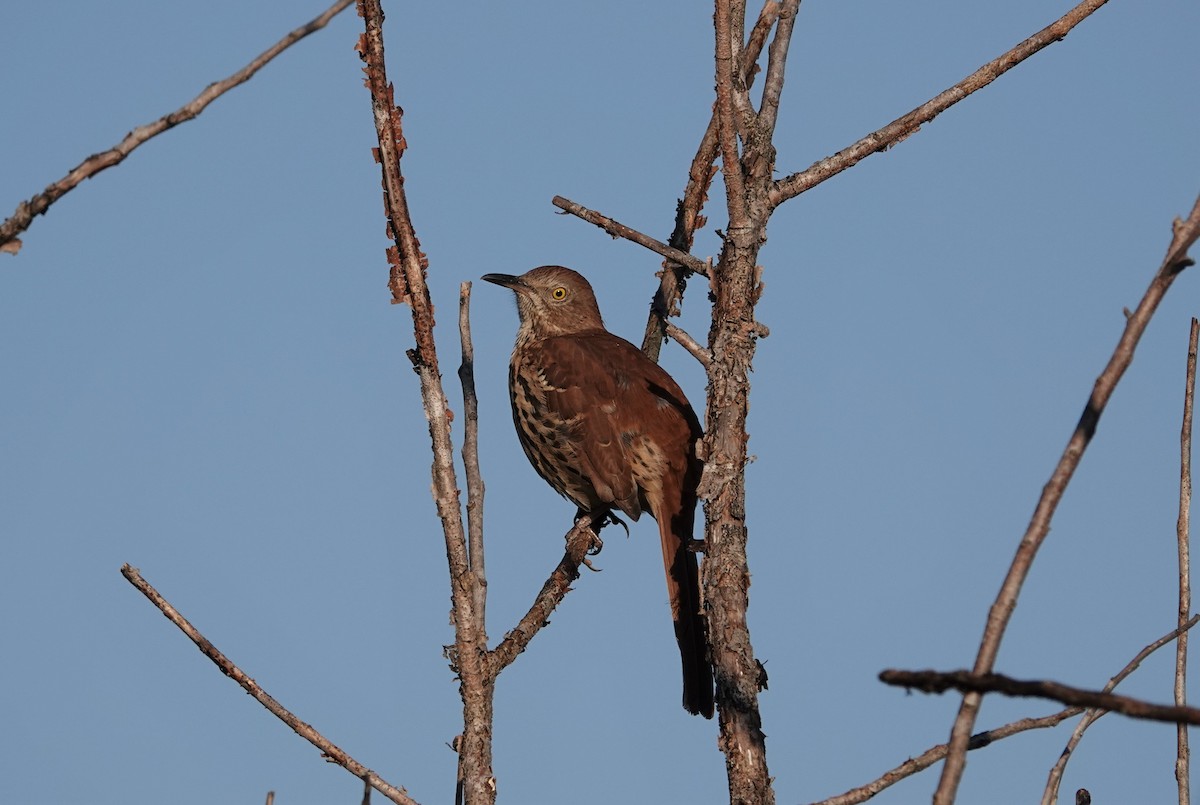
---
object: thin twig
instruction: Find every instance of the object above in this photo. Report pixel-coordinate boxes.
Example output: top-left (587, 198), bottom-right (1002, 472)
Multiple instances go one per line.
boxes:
top-left (550, 196), bottom-right (709, 277)
top-left (769, 0), bottom-right (1111, 209)
top-left (120, 565), bottom-right (417, 805)
top-left (815, 616), bottom-right (1199, 805)
top-left (664, 320), bottom-right (712, 368)
top-left (882, 668), bottom-right (1200, 728)
top-left (934, 194), bottom-right (1200, 804)
top-left (1177, 317), bottom-right (1197, 805)
top-left (1040, 615), bottom-right (1200, 804)
top-left (459, 282), bottom-right (487, 630)
top-left (0, 0), bottom-right (354, 255)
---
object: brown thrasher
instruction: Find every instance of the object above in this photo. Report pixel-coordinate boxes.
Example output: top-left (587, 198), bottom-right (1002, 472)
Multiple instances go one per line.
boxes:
top-left (482, 265), bottom-right (714, 718)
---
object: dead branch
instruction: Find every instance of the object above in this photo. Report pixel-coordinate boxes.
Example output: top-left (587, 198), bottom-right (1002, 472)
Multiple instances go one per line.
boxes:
top-left (815, 615), bottom-right (1199, 805)
top-left (458, 283), bottom-right (488, 630)
top-left (120, 565), bottom-right (417, 805)
top-left (769, 0), bottom-right (1111, 209)
top-left (0, 0), bottom-right (354, 255)
top-left (1175, 317), bottom-right (1198, 805)
top-left (640, 0), bottom-right (780, 361)
top-left (488, 517), bottom-right (605, 675)
top-left (355, 2), bottom-right (493, 802)
top-left (934, 193), bottom-right (1200, 803)
top-left (882, 668), bottom-right (1200, 728)
top-left (1040, 614), bottom-right (1200, 804)
top-left (550, 195), bottom-right (710, 277)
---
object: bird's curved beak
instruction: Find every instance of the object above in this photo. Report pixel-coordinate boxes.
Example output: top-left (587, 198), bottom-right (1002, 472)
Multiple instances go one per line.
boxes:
top-left (481, 273), bottom-right (524, 290)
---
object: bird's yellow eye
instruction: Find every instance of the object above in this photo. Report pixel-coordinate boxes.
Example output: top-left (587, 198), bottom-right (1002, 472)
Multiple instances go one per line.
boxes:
top-left (551, 286), bottom-right (568, 301)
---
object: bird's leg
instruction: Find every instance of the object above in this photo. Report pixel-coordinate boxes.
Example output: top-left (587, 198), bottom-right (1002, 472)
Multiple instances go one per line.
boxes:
top-left (686, 538), bottom-right (708, 554)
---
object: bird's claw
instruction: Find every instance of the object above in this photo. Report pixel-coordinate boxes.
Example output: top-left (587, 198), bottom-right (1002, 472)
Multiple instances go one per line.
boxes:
top-left (603, 511), bottom-right (630, 538)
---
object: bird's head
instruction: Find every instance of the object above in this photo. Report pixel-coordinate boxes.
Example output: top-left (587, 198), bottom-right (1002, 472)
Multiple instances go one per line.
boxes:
top-left (482, 265), bottom-right (605, 338)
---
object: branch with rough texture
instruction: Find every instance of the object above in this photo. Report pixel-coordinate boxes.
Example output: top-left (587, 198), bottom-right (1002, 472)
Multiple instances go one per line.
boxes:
top-left (489, 517), bottom-right (604, 674)
top-left (770, 0), bottom-right (1111, 208)
top-left (120, 565), bottom-right (417, 805)
top-left (814, 616), bottom-right (1198, 805)
top-left (641, 0), bottom-right (781, 361)
top-left (551, 195), bottom-right (709, 277)
top-left (882, 668), bottom-right (1200, 728)
top-left (934, 193), bottom-right (1200, 804)
top-left (1176, 317), bottom-right (1197, 805)
top-left (0, 0), bottom-right (354, 255)
top-left (1040, 615), bottom-right (1200, 805)
top-left (355, 2), bottom-right (493, 802)
top-left (700, 2), bottom-right (805, 803)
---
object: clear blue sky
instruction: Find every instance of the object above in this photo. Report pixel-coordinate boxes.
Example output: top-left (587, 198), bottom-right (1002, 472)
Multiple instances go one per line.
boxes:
top-left (3, 2), bottom-right (1199, 803)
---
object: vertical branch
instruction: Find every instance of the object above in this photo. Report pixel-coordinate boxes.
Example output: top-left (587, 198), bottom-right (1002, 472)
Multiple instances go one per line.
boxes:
top-left (459, 283), bottom-right (487, 630)
top-left (933, 195), bottom-right (1200, 804)
top-left (642, 1), bottom-right (781, 362)
top-left (713, 0), bottom-right (751, 230)
top-left (1177, 317), bottom-right (1198, 805)
top-left (356, 2), bottom-right (494, 803)
top-left (701, 2), bottom-right (799, 803)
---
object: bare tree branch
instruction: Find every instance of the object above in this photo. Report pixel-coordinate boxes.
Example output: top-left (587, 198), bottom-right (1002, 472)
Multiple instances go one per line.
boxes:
top-left (714, 0), bottom-right (751, 231)
top-left (815, 616), bottom-right (1199, 805)
top-left (489, 517), bottom-right (605, 674)
top-left (120, 565), bottom-right (418, 805)
top-left (933, 194), bottom-right (1200, 803)
top-left (551, 196), bottom-right (710, 277)
top-left (664, 320), bottom-right (712, 368)
top-left (458, 283), bottom-right (488, 631)
top-left (641, 1), bottom-right (780, 361)
top-left (769, 0), bottom-right (1111, 209)
top-left (882, 668), bottom-right (1200, 728)
top-left (1039, 620), bottom-right (1200, 803)
top-left (0, 0), bottom-right (354, 255)
top-left (355, 2), bottom-right (493, 801)
top-left (1176, 317), bottom-right (1197, 805)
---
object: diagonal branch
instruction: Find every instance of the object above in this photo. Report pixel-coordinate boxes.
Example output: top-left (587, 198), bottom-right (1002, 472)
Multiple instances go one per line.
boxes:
top-left (489, 518), bottom-right (605, 675)
top-left (551, 196), bottom-right (710, 276)
top-left (769, 0), bottom-right (1111, 209)
top-left (934, 194), bottom-right (1200, 803)
top-left (120, 565), bottom-right (418, 805)
top-left (0, 0), bottom-right (354, 255)
top-left (882, 668), bottom-right (1200, 728)
top-left (815, 615), bottom-right (1199, 805)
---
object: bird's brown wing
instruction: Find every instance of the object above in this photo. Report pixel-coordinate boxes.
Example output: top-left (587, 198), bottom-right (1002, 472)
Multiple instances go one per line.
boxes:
top-left (533, 332), bottom-right (645, 518)
top-left (538, 331), bottom-right (714, 717)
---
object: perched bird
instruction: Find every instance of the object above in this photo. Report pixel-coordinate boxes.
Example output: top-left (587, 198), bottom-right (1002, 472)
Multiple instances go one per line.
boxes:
top-left (482, 265), bottom-right (714, 717)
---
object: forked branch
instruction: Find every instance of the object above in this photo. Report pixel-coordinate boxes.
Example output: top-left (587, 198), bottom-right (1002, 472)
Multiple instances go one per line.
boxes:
top-left (934, 193), bottom-right (1200, 803)
top-left (769, 0), bottom-right (1111, 208)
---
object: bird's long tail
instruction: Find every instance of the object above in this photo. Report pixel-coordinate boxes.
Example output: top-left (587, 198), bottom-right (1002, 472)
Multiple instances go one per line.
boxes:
top-left (660, 495), bottom-right (714, 718)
